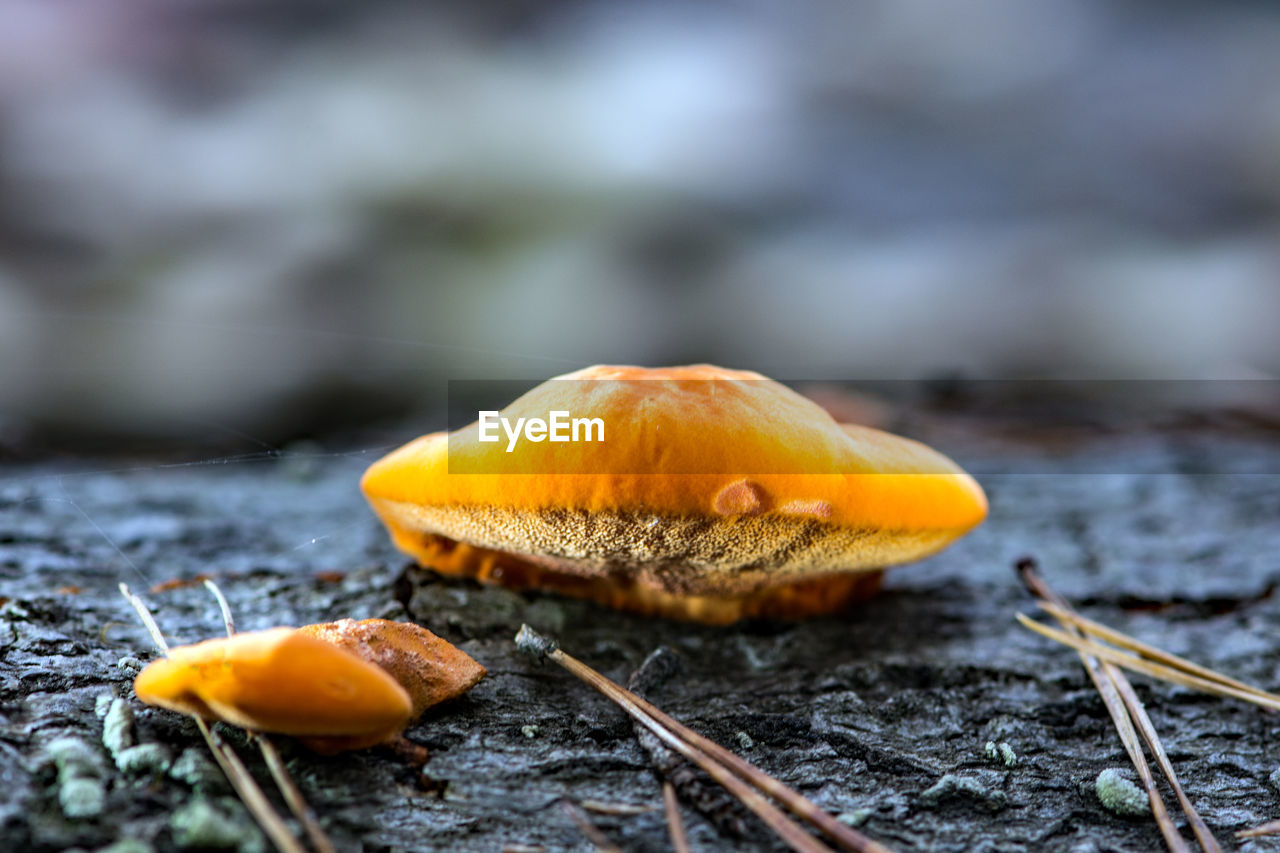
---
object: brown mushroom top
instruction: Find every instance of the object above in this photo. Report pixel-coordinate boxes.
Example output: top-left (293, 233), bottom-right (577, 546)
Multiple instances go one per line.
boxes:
top-left (297, 619), bottom-right (486, 719)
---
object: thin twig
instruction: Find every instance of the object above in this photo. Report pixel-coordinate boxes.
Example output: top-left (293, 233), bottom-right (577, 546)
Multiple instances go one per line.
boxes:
top-left (515, 625), bottom-right (894, 853)
top-left (587, 667), bottom-right (831, 853)
top-left (560, 800), bottom-right (623, 853)
top-left (587, 664), bottom-right (888, 853)
top-left (1017, 615), bottom-right (1280, 712)
top-left (253, 733), bottom-right (337, 853)
top-left (1088, 657), bottom-right (1191, 853)
top-left (521, 630), bottom-right (832, 853)
top-left (120, 583), bottom-right (171, 654)
top-left (119, 584), bottom-right (306, 853)
top-left (1017, 563), bottom-right (1221, 853)
top-left (1237, 818), bottom-right (1280, 839)
top-left (1037, 601), bottom-right (1274, 703)
top-left (201, 580), bottom-right (337, 853)
top-left (204, 577), bottom-right (236, 635)
top-left (1108, 676), bottom-right (1220, 853)
top-left (200, 722), bottom-right (309, 853)
top-left (628, 647), bottom-right (748, 839)
top-left (1013, 570), bottom-right (1191, 852)
top-left (664, 781), bottom-right (692, 853)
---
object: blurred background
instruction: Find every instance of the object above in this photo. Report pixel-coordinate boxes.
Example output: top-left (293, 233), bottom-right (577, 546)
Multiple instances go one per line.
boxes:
top-left (2, 0), bottom-right (1279, 447)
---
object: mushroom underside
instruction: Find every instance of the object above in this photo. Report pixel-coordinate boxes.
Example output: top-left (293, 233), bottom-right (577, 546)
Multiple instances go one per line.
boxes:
top-left (373, 501), bottom-right (962, 622)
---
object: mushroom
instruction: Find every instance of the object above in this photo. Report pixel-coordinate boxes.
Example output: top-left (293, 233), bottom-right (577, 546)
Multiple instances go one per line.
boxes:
top-left (134, 621), bottom-right (487, 753)
top-left (361, 364), bottom-right (987, 624)
top-left (133, 628), bottom-right (414, 752)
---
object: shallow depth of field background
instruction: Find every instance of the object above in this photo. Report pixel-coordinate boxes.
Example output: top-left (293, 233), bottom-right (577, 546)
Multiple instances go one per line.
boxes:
top-left (2, 0), bottom-right (1279, 444)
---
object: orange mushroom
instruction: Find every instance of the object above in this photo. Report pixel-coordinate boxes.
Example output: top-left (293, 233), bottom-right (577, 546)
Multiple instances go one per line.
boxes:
top-left (361, 364), bottom-right (988, 624)
top-left (133, 628), bottom-right (414, 752)
top-left (134, 621), bottom-right (487, 753)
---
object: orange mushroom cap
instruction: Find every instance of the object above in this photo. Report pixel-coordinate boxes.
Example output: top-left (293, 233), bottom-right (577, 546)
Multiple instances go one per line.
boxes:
top-left (133, 628), bottom-right (413, 748)
top-left (362, 364), bottom-right (988, 623)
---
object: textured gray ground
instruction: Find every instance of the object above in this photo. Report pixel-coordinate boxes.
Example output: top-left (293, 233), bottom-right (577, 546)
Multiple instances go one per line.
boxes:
top-left (3, 414), bottom-right (1280, 852)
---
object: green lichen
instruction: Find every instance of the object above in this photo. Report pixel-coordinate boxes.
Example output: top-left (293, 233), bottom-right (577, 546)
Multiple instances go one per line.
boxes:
top-left (920, 773), bottom-right (1007, 811)
top-left (170, 798), bottom-right (263, 851)
top-left (984, 740), bottom-right (1017, 767)
top-left (169, 748), bottom-right (223, 789)
top-left (116, 656), bottom-right (144, 676)
top-left (521, 725), bottom-right (539, 739)
top-left (50, 735), bottom-right (109, 820)
top-left (59, 776), bottom-right (106, 819)
top-left (735, 731), bottom-right (755, 750)
top-left (836, 808), bottom-right (873, 827)
top-left (102, 698), bottom-right (135, 759)
top-left (1095, 768), bottom-right (1149, 817)
top-left (46, 736), bottom-right (104, 782)
top-left (115, 743), bottom-right (172, 776)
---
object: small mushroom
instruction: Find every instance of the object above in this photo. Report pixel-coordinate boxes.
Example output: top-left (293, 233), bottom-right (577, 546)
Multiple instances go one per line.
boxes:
top-left (362, 364), bottom-right (988, 624)
top-left (133, 627), bottom-right (414, 752)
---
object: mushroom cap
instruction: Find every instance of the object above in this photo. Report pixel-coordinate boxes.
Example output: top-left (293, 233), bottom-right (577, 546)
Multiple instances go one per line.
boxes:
top-left (362, 364), bottom-right (987, 622)
top-left (133, 628), bottom-right (413, 743)
top-left (297, 619), bottom-right (486, 719)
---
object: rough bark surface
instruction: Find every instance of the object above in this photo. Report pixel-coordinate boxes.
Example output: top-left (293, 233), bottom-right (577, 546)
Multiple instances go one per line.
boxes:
top-left (3, 411), bottom-right (1280, 852)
